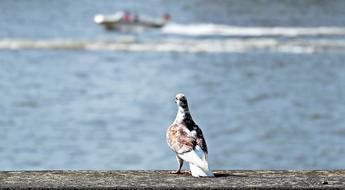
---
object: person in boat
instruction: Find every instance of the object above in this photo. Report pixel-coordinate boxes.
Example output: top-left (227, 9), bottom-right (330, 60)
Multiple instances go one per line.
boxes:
top-left (122, 10), bottom-right (132, 22)
top-left (120, 11), bottom-right (171, 25)
top-left (162, 13), bottom-right (171, 22)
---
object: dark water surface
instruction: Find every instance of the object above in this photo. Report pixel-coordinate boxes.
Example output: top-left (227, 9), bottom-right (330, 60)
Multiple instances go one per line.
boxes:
top-left (0, 0), bottom-right (345, 170)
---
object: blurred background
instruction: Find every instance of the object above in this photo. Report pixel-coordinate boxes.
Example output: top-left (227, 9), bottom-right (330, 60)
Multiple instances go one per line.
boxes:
top-left (0, 0), bottom-right (345, 170)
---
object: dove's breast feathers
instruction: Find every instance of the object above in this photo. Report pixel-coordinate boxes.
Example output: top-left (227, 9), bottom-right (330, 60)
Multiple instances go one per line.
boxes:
top-left (167, 123), bottom-right (208, 154)
top-left (167, 123), bottom-right (195, 154)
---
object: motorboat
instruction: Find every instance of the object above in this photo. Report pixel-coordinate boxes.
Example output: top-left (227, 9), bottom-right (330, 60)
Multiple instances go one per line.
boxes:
top-left (94, 11), bottom-right (171, 31)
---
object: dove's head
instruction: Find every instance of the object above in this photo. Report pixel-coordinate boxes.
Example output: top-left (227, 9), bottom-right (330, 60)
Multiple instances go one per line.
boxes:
top-left (175, 93), bottom-right (188, 109)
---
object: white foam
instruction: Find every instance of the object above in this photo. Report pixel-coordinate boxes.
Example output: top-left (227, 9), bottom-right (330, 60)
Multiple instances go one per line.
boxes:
top-left (162, 23), bottom-right (345, 37)
top-left (1, 38), bottom-right (345, 54)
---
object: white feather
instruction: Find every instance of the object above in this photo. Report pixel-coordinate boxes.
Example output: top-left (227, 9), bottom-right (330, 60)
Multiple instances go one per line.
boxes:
top-left (178, 145), bottom-right (214, 177)
top-left (189, 163), bottom-right (213, 177)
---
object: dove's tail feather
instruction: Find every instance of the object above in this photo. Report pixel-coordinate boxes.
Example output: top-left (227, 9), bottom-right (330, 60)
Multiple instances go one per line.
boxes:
top-left (178, 145), bottom-right (214, 177)
top-left (189, 163), bottom-right (214, 177)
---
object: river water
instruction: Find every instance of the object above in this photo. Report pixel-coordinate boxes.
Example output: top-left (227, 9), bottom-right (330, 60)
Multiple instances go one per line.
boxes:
top-left (0, 0), bottom-right (345, 170)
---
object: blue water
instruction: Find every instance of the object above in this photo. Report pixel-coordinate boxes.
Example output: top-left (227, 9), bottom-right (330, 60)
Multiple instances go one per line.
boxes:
top-left (0, 0), bottom-right (345, 170)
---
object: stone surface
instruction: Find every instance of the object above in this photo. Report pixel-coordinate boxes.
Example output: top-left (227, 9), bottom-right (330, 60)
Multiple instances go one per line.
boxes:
top-left (0, 170), bottom-right (344, 189)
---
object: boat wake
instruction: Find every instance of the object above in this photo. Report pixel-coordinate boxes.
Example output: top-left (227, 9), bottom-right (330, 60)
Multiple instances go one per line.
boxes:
top-left (1, 38), bottom-right (345, 54)
top-left (162, 23), bottom-right (345, 37)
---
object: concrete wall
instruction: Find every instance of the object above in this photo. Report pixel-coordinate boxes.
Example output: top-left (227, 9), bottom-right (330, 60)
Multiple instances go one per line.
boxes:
top-left (0, 170), bottom-right (344, 189)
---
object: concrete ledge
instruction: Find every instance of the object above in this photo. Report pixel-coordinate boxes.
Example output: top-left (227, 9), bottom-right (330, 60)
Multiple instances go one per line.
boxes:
top-left (0, 170), bottom-right (344, 189)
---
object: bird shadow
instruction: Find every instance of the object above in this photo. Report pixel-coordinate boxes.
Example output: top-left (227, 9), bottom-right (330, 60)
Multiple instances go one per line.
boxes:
top-left (214, 173), bottom-right (248, 178)
top-left (165, 171), bottom-right (248, 178)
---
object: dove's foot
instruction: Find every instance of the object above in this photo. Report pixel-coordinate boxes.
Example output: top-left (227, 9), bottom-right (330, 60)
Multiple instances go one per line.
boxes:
top-left (170, 170), bottom-right (190, 175)
top-left (170, 170), bottom-right (182, 174)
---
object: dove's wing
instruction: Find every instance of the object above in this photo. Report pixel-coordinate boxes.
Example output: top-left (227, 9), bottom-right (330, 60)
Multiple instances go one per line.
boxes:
top-left (194, 125), bottom-right (208, 154)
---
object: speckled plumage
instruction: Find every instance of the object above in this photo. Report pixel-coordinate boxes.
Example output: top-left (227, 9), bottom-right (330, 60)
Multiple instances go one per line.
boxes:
top-left (166, 93), bottom-right (213, 177)
top-left (167, 121), bottom-right (207, 155)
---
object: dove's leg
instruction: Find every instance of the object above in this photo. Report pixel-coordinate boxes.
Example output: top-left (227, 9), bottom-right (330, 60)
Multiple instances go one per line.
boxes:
top-left (170, 155), bottom-right (184, 174)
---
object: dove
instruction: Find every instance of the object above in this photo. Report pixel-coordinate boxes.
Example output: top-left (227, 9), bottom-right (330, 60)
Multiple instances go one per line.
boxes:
top-left (166, 93), bottom-right (214, 177)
